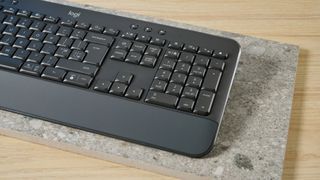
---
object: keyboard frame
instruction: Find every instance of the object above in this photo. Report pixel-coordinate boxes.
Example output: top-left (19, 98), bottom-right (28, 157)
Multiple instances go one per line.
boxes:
top-left (0, 0), bottom-right (241, 157)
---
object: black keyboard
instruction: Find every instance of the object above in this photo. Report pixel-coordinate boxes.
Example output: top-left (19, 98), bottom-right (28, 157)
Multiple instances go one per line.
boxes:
top-left (0, 0), bottom-right (240, 157)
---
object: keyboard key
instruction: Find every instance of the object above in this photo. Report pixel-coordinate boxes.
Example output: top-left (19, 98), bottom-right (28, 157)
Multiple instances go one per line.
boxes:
top-left (16, 18), bottom-right (32, 28)
top-left (177, 98), bottom-right (195, 112)
top-left (3, 7), bottom-right (18, 14)
top-left (155, 69), bottom-right (171, 81)
top-left (30, 12), bottom-right (45, 20)
top-left (93, 80), bottom-right (112, 93)
top-left (69, 50), bottom-right (85, 61)
top-left (198, 47), bottom-right (213, 56)
top-left (190, 66), bottom-right (206, 77)
top-left (121, 32), bottom-right (136, 40)
top-left (194, 90), bottom-right (215, 115)
top-left (193, 56), bottom-right (210, 67)
top-left (181, 87), bottom-right (199, 99)
top-left (168, 41), bottom-right (184, 50)
top-left (63, 72), bottom-right (93, 88)
top-left (56, 58), bottom-right (98, 76)
top-left (150, 37), bottom-right (166, 46)
top-left (165, 83), bottom-right (183, 96)
top-left (170, 72), bottom-right (187, 85)
top-left (29, 21), bottom-right (46, 31)
top-left (13, 38), bottom-right (29, 49)
top-left (116, 39), bottom-right (132, 51)
top-left (140, 55), bottom-right (157, 68)
top-left (57, 37), bottom-right (73, 48)
top-left (75, 21), bottom-right (90, 30)
top-left (202, 69), bottom-right (222, 92)
top-left (89, 24), bottom-right (104, 33)
top-left (115, 72), bottom-right (134, 85)
top-left (164, 49), bottom-right (180, 59)
top-left (0, 35), bottom-right (15, 46)
top-left (213, 51), bottom-right (228, 60)
top-left (145, 91), bottom-right (179, 108)
top-left (41, 44), bottom-right (57, 55)
top-left (0, 55), bottom-right (23, 71)
top-left (110, 49), bottom-right (127, 61)
top-left (150, 79), bottom-right (167, 92)
top-left (20, 62), bottom-right (45, 76)
top-left (125, 87), bottom-right (144, 100)
top-left (179, 52), bottom-right (195, 64)
top-left (54, 47), bottom-right (71, 58)
top-left (41, 55), bottom-right (58, 66)
top-left (84, 43), bottom-right (109, 66)
top-left (43, 24), bottom-right (59, 34)
top-left (70, 29), bottom-right (86, 40)
top-left (84, 32), bottom-right (114, 46)
top-left (209, 58), bottom-right (225, 70)
top-left (27, 52), bottom-right (44, 63)
top-left (174, 62), bottom-right (190, 74)
top-left (3, 25), bottom-right (19, 36)
top-left (130, 43), bottom-right (146, 54)
top-left (27, 41), bottom-right (43, 52)
top-left (3, 15), bottom-right (19, 25)
top-left (30, 31), bottom-right (46, 41)
top-left (145, 46), bottom-right (161, 57)
top-left (125, 52), bottom-right (142, 64)
top-left (16, 28), bottom-right (32, 38)
top-left (135, 35), bottom-right (151, 43)
top-left (41, 67), bottom-right (66, 81)
top-left (159, 58), bottom-right (176, 71)
top-left (186, 76), bottom-right (202, 88)
top-left (103, 28), bottom-right (119, 36)
top-left (56, 26), bottom-right (73, 36)
top-left (183, 44), bottom-right (198, 53)
top-left (44, 15), bottom-right (59, 23)
top-left (0, 46), bottom-right (16, 57)
top-left (60, 19), bottom-right (76, 27)
top-left (13, 49), bottom-right (30, 60)
top-left (17, 10), bottom-right (31, 17)
top-left (71, 40), bottom-right (87, 51)
top-left (43, 34), bottom-right (60, 44)
top-left (109, 82), bottom-right (128, 96)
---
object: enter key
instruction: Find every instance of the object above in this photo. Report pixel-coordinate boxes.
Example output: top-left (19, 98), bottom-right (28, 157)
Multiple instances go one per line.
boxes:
top-left (84, 43), bottom-right (109, 66)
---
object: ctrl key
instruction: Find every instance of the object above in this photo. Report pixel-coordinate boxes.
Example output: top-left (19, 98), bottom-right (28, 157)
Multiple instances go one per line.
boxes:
top-left (63, 72), bottom-right (93, 88)
top-left (145, 91), bottom-right (178, 108)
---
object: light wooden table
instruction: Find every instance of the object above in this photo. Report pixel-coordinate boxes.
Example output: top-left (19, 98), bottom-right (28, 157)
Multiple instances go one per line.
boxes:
top-left (1, 0), bottom-right (319, 179)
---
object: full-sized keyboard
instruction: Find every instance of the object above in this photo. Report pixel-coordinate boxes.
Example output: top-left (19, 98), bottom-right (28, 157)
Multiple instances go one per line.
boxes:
top-left (0, 0), bottom-right (240, 157)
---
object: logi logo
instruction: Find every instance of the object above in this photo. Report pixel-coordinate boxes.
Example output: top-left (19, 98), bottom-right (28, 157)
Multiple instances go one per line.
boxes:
top-left (68, 10), bottom-right (81, 18)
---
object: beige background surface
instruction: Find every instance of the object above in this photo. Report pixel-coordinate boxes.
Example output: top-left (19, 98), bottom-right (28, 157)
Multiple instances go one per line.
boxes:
top-left (1, 0), bottom-right (319, 179)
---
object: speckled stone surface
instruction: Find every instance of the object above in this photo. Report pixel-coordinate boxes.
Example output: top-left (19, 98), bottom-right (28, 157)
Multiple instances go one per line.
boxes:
top-left (0, 0), bottom-right (299, 179)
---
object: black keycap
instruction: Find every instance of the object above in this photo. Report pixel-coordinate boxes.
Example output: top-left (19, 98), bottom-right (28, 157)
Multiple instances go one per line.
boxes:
top-left (60, 19), bottom-right (76, 27)
top-left (170, 72), bottom-right (187, 85)
top-left (30, 31), bottom-right (46, 41)
top-left (27, 41), bottom-right (43, 52)
top-left (116, 39), bottom-right (132, 51)
top-left (44, 15), bottom-right (59, 23)
top-left (130, 43), bottom-right (146, 54)
top-left (54, 47), bottom-right (71, 58)
top-left (0, 14), bottom-right (5, 23)
top-left (30, 12), bottom-right (45, 20)
top-left (13, 38), bottom-right (29, 49)
top-left (13, 49), bottom-right (30, 60)
top-left (110, 49), bottom-right (127, 61)
top-left (198, 47), bottom-right (213, 56)
top-left (145, 46), bottom-right (161, 57)
top-left (69, 50), bottom-right (85, 61)
top-left (27, 52), bottom-right (44, 63)
top-left (150, 79), bottom-right (167, 92)
top-left (125, 52), bottom-right (142, 64)
top-left (16, 28), bottom-right (32, 38)
top-left (150, 37), bottom-right (166, 46)
top-left (145, 91), bottom-right (179, 108)
top-left (115, 72), bottom-right (134, 84)
top-left (20, 62), bottom-right (45, 76)
top-left (57, 37), bottom-right (73, 48)
top-left (43, 34), bottom-right (60, 44)
top-left (71, 40), bottom-right (87, 51)
top-left (0, 55), bottom-right (23, 71)
top-left (168, 41), bottom-right (184, 50)
top-left (213, 51), bottom-right (228, 60)
top-left (41, 44), bottom-right (57, 55)
top-left (194, 90), bottom-right (215, 115)
top-left (178, 52), bottom-right (195, 64)
top-left (155, 69), bottom-right (171, 81)
top-left (84, 43), bottom-right (108, 66)
top-left (181, 86), bottom-right (199, 99)
top-left (159, 58), bottom-right (176, 71)
top-left (63, 72), bottom-right (93, 88)
top-left (3, 7), bottom-right (18, 14)
top-left (174, 62), bottom-right (190, 74)
top-left (0, 35), bottom-right (15, 46)
top-left (165, 83), bottom-right (183, 96)
top-left (29, 21), bottom-right (45, 31)
top-left (84, 32), bottom-right (114, 46)
top-left (121, 32), bottom-right (136, 40)
top-left (0, 46), bottom-right (16, 57)
top-left (194, 56), bottom-right (210, 67)
top-left (70, 29), bottom-right (86, 40)
top-left (3, 15), bottom-right (19, 25)
top-left (93, 80), bottom-right (112, 93)
top-left (89, 24), bottom-right (104, 33)
top-left (43, 24), bottom-right (59, 34)
top-left (41, 55), bottom-right (58, 66)
top-left (16, 18), bottom-right (32, 28)
top-left (56, 58), bottom-right (98, 76)
top-left (202, 69), bottom-right (222, 92)
top-left (135, 35), bottom-right (151, 43)
top-left (17, 10), bottom-right (31, 17)
top-left (56, 26), bottom-right (73, 36)
top-left (177, 98), bottom-right (195, 112)
top-left (109, 82), bottom-right (128, 96)
top-left (103, 28), bottom-right (119, 36)
top-left (75, 21), bottom-right (90, 30)
top-left (190, 66), bottom-right (206, 77)
top-left (41, 67), bottom-right (66, 81)
top-left (186, 76), bottom-right (202, 88)
top-left (209, 58), bottom-right (225, 71)
top-left (125, 87), bottom-right (144, 100)
top-left (164, 49), bottom-right (180, 59)
top-left (140, 55), bottom-right (157, 68)
top-left (183, 44), bottom-right (198, 53)
top-left (3, 25), bottom-right (18, 35)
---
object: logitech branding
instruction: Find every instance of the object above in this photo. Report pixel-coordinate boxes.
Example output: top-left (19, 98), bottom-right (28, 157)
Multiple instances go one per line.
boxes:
top-left (68, 10), bottom-right (81, 18)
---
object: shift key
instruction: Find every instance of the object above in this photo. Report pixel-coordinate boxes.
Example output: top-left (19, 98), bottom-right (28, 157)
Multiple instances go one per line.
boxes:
top-left (56, 59), bottom-right (98, 76)
top-left (84, 43), bottom-right (109, 66)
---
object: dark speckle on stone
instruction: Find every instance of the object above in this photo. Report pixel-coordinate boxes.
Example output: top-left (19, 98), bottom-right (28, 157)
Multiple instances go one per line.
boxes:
top-left (234, 153), bottom-right (254, 171)
top-left (153, 156), bottom-right (158, 161)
